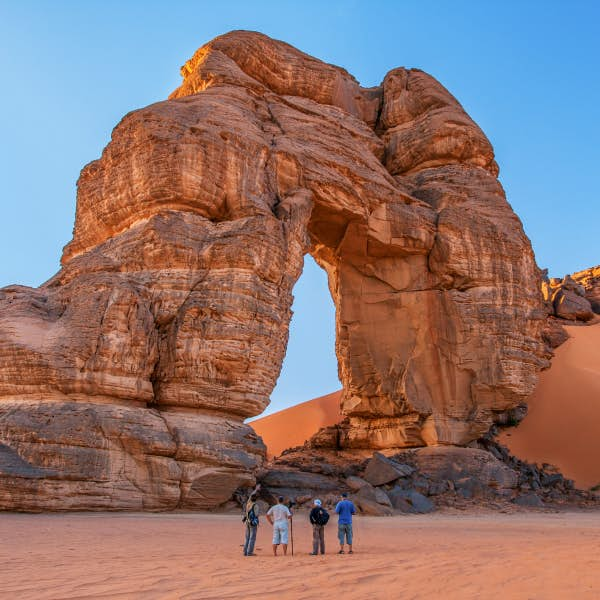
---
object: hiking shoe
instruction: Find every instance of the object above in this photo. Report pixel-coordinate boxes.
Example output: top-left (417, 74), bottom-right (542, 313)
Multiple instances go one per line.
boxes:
top-left (348, 550), bottom-right (354, 554)
top-left (338, 550), bottom-right (345, 554)
top-left (309, 552), bottom-right (318, 555)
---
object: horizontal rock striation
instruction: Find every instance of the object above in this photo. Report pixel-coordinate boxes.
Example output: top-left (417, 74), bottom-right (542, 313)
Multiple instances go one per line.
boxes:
top-left (1, 31), bottom-right (548, 509)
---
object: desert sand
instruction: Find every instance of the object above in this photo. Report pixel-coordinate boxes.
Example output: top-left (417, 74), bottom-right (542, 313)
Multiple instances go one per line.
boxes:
top-left (501, 322), bottom-right (600, 489)
top-left (251, 390), bottom-right (342, 457)
top-left (1, 511), bottom-right (599, 599)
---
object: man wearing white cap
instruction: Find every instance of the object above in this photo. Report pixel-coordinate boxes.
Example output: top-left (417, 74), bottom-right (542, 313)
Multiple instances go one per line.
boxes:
top-left (309, 499), bottom-right (330, 555)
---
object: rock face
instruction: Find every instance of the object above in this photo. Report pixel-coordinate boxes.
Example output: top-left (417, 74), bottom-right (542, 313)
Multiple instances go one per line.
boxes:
top-left (363, 452), bottom-right (414, 486)
top-left (0, 401), bottom-right (263, 510)
top-left (0, 31), bottom-right (548, 510)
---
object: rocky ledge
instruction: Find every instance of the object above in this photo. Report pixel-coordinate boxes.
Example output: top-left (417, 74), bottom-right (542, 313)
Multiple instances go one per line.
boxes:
top-left (253, 433), bottom-right (599, 516)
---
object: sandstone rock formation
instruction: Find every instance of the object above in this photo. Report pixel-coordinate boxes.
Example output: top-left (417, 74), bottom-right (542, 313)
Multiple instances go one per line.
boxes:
top-left (0, 31), bottom-right (548, 510)
top-left (542, 272), bottom-right (595, 322)
top-left (571, 265), bottom-right (600, 314)
top-left (540, 267), bottom-right (599, 349)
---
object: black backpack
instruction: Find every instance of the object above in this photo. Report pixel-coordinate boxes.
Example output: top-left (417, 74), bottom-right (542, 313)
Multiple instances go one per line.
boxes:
top-left (315, 507), bottom-right (330, 526)
top-left (243, 503), bottom-right (259, 527)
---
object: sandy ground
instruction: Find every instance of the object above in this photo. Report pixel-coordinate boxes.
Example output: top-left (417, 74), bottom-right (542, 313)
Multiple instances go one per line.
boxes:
top-left (1, 511), bottom-right (599, 599)
top-left (501, 322), bottom-right (600, 489)
top-left (251, 390), bottom-right (342, 457)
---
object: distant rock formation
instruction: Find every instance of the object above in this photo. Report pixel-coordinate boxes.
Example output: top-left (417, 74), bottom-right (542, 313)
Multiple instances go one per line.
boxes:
top-left (540, 266), bottom-right (599, 348)
top-left (542, 271), bottom-right (596, 322)
top-left (571, 266), bottom-right (600, 314)
top-left (0, 31), bottom-right (549, 510)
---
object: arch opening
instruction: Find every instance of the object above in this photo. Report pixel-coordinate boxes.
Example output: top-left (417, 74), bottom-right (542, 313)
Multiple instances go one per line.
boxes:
top-left (249, 254), bottom-right (342, 457)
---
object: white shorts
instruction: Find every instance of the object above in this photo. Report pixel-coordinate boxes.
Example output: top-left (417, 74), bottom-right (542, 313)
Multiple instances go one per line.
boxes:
top-left (272, 522), bottom-right (289, 545)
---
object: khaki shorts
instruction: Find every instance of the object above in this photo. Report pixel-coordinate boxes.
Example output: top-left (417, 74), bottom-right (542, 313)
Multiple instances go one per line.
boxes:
top-left (272, 522), bottom-right (289, 544)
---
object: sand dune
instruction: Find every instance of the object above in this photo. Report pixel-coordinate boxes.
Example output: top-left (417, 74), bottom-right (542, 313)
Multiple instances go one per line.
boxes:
top-left (1, 512), bottom-right (599, 599)
top-left (251, 390), bottom-right (342, 457)
top-left (500, 322), bottom-right (600, 489)
top-left (254, 323), bottom-right (600, 488)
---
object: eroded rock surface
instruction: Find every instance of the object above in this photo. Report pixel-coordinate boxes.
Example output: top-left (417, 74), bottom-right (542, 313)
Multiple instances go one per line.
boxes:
top-left (1, 31), bottom-right (548, 509)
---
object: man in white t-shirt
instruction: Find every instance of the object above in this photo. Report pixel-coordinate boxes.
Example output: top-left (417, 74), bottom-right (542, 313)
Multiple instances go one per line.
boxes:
top-left (266, 496), bottom-right (292, 556)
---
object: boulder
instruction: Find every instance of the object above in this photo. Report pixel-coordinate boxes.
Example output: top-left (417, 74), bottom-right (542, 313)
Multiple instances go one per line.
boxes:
top-left (374, 488), bottom-right (393, 507)
top-left (408, 491), bottom-right (435, 513)
top-left (354, 481), bottom-right (393, 508)
top-left (571, 265), bottom-right (600, 313)
top-left (389, 495), bottom-right (413, 513)
top-left (414, 446), bottom-right (518, 490)
top-left (455, 477), bottom-right (488, 499)
top-left (345, 476), bottom-right (370, 492)
top-left (411, 476), bottom-right (431, 496)
top-left (363, 453), bottom-right (414, 486)
top-left (544, 270), bottom-right (598, 322)
top-left (353, 496), bottom-right (394, 516)
top-left (553, 289), bottom-right (594, 321)
top-left (513, 493), bottom-right (544, 508)
top-left (428, 480), bottom-right (452, 496)
top-left (388, 487), bottom-right (435, 513)
top-left (541, 473), bottom-right (563, 487)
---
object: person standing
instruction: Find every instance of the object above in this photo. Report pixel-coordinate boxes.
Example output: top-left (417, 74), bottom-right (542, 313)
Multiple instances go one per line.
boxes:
top-left (243, 493), bottom-right (259, 556)
top-left (266, 496), bottom-right (292, 555)
top-left (309, 498), bottom-right (329, 555)
top-left (335, 492), bottom-right (356, 554)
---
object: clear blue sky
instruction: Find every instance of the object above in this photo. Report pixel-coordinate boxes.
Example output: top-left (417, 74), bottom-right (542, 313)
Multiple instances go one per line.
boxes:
top-left (1, 1), bottom-right (599, 416)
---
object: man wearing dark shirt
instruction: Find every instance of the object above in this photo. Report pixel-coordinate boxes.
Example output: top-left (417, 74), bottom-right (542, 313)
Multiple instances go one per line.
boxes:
top-left (335, 492), bottom-right (356, 554)
top-left (309, 498), bottom-right (328, 555)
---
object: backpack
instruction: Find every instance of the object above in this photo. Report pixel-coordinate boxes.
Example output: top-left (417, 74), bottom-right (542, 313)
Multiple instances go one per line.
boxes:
top-left (243, 503), bottom-right (259, 527)
top-left (315, 507), bottom-right (330, 526)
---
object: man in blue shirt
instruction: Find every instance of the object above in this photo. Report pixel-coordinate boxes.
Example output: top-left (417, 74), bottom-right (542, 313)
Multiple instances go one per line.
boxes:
top-left (335, 492), bottom-right (356, 554)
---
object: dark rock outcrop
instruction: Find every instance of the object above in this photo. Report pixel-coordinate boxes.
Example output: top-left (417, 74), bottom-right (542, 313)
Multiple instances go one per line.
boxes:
top-left (258, 431), bottom-right (598, 515)
top-left (363, 452), bottom-right (414, 486)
